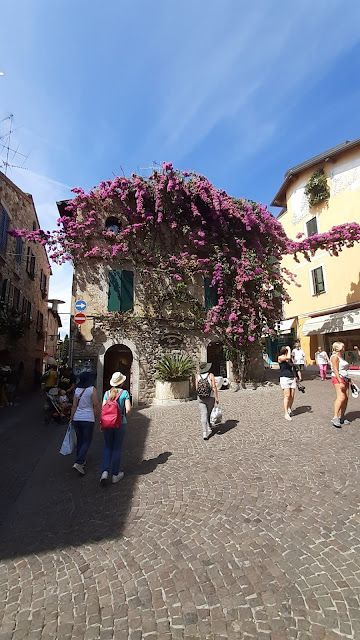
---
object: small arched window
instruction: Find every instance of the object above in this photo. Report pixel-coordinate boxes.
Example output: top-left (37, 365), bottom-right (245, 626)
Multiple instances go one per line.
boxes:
top-left (105, 216), bottom-right (121, 235)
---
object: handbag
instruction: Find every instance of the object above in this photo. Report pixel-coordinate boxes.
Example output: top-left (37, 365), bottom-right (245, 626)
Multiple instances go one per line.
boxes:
top-left (210, 405), bottom-right (222, 427)
top-left (59, 422), bottom-right (76, 455)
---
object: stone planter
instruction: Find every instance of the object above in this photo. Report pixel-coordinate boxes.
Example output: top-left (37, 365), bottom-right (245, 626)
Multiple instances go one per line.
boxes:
top-left (153, 380), bottom-right (190, 405)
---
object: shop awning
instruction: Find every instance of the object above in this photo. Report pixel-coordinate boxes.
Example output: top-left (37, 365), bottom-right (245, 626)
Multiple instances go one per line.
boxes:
top-left (302, 308), bottom-right (360, 336)
top-left (278, 318), bottom-right (296, 334)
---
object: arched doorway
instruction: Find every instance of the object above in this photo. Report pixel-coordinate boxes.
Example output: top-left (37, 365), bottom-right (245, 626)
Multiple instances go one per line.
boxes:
top-left (103, 344), bottom-right (133, 398)
top-left (207, 341), bottom-right (227, 377)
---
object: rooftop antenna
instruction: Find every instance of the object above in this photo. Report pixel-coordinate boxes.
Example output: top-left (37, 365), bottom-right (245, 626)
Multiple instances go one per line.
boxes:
top-left (0, 114), bottom-right (31, 175)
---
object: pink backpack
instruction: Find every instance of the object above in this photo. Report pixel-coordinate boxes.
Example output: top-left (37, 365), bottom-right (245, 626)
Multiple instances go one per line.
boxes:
top-left (101, 390), bottom-right (123, 429)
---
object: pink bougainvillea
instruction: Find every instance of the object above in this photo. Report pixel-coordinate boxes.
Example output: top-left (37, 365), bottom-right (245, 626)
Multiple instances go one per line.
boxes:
top-left (10, 162), bottom-right (360, 350)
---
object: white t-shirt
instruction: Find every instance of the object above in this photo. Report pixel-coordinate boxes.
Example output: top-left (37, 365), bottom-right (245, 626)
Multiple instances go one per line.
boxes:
top-left (73, 386), bottom-right (95, 421)
top-left (315, 351), bottom-right (328, 365)
top-left (292, 348), bottom-right (306, 365)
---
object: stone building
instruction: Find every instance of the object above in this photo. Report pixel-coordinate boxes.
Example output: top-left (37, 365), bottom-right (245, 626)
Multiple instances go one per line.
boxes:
top-left (0, 171), bottom-right (50, 388)
top-left (44, 302), bottom-right (62, 364)
top-left (66, 259), bottom-right (232, 406)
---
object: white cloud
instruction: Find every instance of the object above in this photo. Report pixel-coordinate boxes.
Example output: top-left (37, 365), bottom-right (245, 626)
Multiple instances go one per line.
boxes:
top-left (139, 1), bottom-right (360, 162)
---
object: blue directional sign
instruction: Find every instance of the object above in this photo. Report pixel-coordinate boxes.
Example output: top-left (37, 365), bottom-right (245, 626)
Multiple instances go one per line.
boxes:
top-left (75, 300), bottom-right (87, 312)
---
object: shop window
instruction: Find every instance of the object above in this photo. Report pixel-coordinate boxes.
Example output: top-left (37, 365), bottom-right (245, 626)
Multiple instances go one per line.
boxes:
top-left (204, 277), bottom-right (218, 311)
top-left (108, 270), bottom-right (134, 312)
top-left (306, 216), bottom-right (318, 237)
top-left (311, 265), bottom-right (326, 295)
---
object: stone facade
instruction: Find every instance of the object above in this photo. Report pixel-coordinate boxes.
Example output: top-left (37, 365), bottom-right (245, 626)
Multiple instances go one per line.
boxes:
top-left (0, 172), bottom-right (50, 388)
top-left (44, 307), bottom-right (61, 362)
top-left (69, 259), bottom-right (264, 405)
top-left (69, 261), bottom-right (230, 406)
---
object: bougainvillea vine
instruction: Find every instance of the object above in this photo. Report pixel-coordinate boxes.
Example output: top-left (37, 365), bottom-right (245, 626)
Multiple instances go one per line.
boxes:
top-left (10, 163), bottom-right (360, 353)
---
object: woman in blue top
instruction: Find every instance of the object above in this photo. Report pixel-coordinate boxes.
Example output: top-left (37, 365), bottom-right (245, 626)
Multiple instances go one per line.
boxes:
top-left (100, 371), bottom-right (131, 485)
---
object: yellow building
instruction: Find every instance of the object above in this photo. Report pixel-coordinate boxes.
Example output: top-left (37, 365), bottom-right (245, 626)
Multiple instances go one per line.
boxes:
top-left (271, 138), bottom-right (360, 365)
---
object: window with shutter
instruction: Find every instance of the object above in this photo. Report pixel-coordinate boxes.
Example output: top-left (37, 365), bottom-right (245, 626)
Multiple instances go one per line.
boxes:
top-left (15, 237), bottom-right (23, 265)
top-left (312, 266), bottom-right (325, 295)
top-left (0, 205), bottom-right (10, 253)
top-left (306, 217), bottom-right (318, 237)
top-left (108, 270), bottom-right (134, 312)
top-left (204, 277), bottom-right (219, 311)
top-left (1, 279), bottom-right (10, 304)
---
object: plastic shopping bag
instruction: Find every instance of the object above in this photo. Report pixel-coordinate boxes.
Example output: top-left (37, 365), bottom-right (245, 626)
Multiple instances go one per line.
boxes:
top-left (59, 422), bottom-right (76, 456)
top-left (210, 405), bottom-right (222, 427)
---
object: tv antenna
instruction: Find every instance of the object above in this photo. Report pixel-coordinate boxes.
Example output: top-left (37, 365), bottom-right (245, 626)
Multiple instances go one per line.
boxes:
top-left (0, 114), bottom-right (31, 176)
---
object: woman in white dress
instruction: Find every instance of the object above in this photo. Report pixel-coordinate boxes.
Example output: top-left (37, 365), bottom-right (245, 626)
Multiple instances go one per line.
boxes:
top-left (330, 342), bottom-right (353, 428)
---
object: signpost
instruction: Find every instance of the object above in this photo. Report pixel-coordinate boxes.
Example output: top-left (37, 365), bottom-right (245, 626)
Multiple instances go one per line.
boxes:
top-left (75, 300), bottom-right (87, 312)
top-left (74, 312), bottom-right (86, 325)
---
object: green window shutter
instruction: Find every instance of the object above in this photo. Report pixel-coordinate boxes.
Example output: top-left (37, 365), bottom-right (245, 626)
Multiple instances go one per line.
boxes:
top-left (313, 267), bottom-right (325, 294)
top-left (108, 270), bottom-right (122, 311)
top-left (204, 277), bottom-right (218, 311)
top-left (120, 270), bottom-right (134, 312)
top-left (108, 270), bottom-right (134, 312)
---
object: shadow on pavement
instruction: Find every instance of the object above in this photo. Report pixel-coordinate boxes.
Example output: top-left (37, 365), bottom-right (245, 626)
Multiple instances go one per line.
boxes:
top-left (0, 396), bottom-right (150, 559)
top-left (345, 410), bottom-right (360, 422)
top-left (292, 405), bottom-right (313, 416)
top-left (128, 451), bottom-right (172, 475)
top-left (216, 419), bottom-right (238, 435)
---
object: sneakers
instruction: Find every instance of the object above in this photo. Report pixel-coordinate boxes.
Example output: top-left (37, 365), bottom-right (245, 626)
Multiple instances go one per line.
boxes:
top-left (73, 462), bottom-right (85, 475)
top-left (287, 408), bottom-right (292, 416)
top-left (331, 418), bottom-right (342, 428)
top-left (284, 413), bottom-right (292, 421)
top-left (340, 418), bottom-right (350, 425)
top-left (351, 384), bottom-right (359, 399)
top-left (112, 472), bottom-right (124, 483)
top-left (100, 471), bottom-right (108, 485)
top-left (203, 427), bottom-right (212, 440)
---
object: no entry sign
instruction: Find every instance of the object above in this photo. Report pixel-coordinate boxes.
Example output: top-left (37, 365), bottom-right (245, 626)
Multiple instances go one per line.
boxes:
top-left (74, 312), bottom-right (86, 325)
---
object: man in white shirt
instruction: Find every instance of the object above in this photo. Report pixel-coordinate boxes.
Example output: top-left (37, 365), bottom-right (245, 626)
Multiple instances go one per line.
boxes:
top-left (291, 341), bottom-right (307, 382)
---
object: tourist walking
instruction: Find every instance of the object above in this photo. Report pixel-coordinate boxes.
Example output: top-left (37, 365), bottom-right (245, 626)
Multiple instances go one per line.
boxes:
top-left (44, 365), bottom-right (58, 392)
top-left (195, 362), bottom-right (219, 440)
top-left (330, 342), bottom-right (353, 428)
top-left (70, 371), bottom-right (100, 475)
top-left (100, 371), bottom-right (131, 485)
top-left (278, 346), bottom-right (296, 421)
top-left (315, 346), bottom-right (330, 380)
top-left (291, 341), bottom-right (307, 382)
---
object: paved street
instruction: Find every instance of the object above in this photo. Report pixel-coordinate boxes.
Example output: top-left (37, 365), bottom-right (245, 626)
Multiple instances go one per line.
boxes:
top-left (1, 374), bottom-right (360, 640)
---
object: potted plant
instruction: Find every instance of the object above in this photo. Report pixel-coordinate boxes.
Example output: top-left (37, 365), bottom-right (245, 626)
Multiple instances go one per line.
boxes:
top-left (154, 353), bottom-right (195, 404)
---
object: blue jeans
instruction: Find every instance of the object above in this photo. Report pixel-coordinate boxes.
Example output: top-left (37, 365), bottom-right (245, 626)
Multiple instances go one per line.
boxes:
top-left (73, 420), bottom-right (94, 465)
top-left (102, 426), bottom-right (126, 475)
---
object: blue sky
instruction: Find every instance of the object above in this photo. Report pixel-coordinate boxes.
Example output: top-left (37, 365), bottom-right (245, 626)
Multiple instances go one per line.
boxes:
top-left (1, 0), bottom-right (360, 336)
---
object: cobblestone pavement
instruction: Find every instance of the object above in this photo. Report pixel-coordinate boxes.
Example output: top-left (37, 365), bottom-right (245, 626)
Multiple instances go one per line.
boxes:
top-left (1, 374), bottom-right (360, 640)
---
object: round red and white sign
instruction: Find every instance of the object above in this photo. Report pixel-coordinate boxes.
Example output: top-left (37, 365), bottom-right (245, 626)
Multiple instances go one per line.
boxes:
top-left (74, 312), bottom-right (86, 325)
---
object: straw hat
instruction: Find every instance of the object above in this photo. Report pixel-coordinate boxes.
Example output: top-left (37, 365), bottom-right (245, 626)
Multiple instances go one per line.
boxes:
top-left (199, 362), bottom-right (212, 374)
top-left (110, 371), bottom-right (126, 387)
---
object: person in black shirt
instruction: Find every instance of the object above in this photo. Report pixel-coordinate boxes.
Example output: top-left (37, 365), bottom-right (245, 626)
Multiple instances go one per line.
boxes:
top-left (59, 366), bottom-right (76, 400)
top-left (278, 346), bottom-right (296, 421)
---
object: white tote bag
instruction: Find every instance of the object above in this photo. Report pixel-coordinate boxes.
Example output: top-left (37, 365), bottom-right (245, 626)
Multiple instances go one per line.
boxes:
top-left (210, 405), bottom-right (222, 427)
top-left (59, 422), bottom-right (76, 456)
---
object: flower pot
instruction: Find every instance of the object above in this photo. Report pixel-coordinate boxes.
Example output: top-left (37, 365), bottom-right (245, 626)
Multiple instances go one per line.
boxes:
top-left (153, 380), bottom-right (190, 405)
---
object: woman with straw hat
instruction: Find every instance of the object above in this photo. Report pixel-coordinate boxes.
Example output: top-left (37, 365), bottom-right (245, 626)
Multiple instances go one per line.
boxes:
top-left (195, 362), bottom-right (219, 440)
top-left (100, 371), bottom-right (131, 485)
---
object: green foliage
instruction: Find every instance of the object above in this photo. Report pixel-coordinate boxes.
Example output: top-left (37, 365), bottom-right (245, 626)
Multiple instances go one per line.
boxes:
top-left (304, 168), bottom-right (330, 207)
top-left (155, 353), bottom-right (195, 382)
top-left (0, 303), bottom-right (24, 339)
top-left (60, 334), bottom-right (69, 362)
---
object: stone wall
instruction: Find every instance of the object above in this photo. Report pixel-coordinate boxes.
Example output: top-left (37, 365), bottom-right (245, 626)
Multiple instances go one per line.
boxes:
top-left (0, 172), bottom-right (50, 389)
